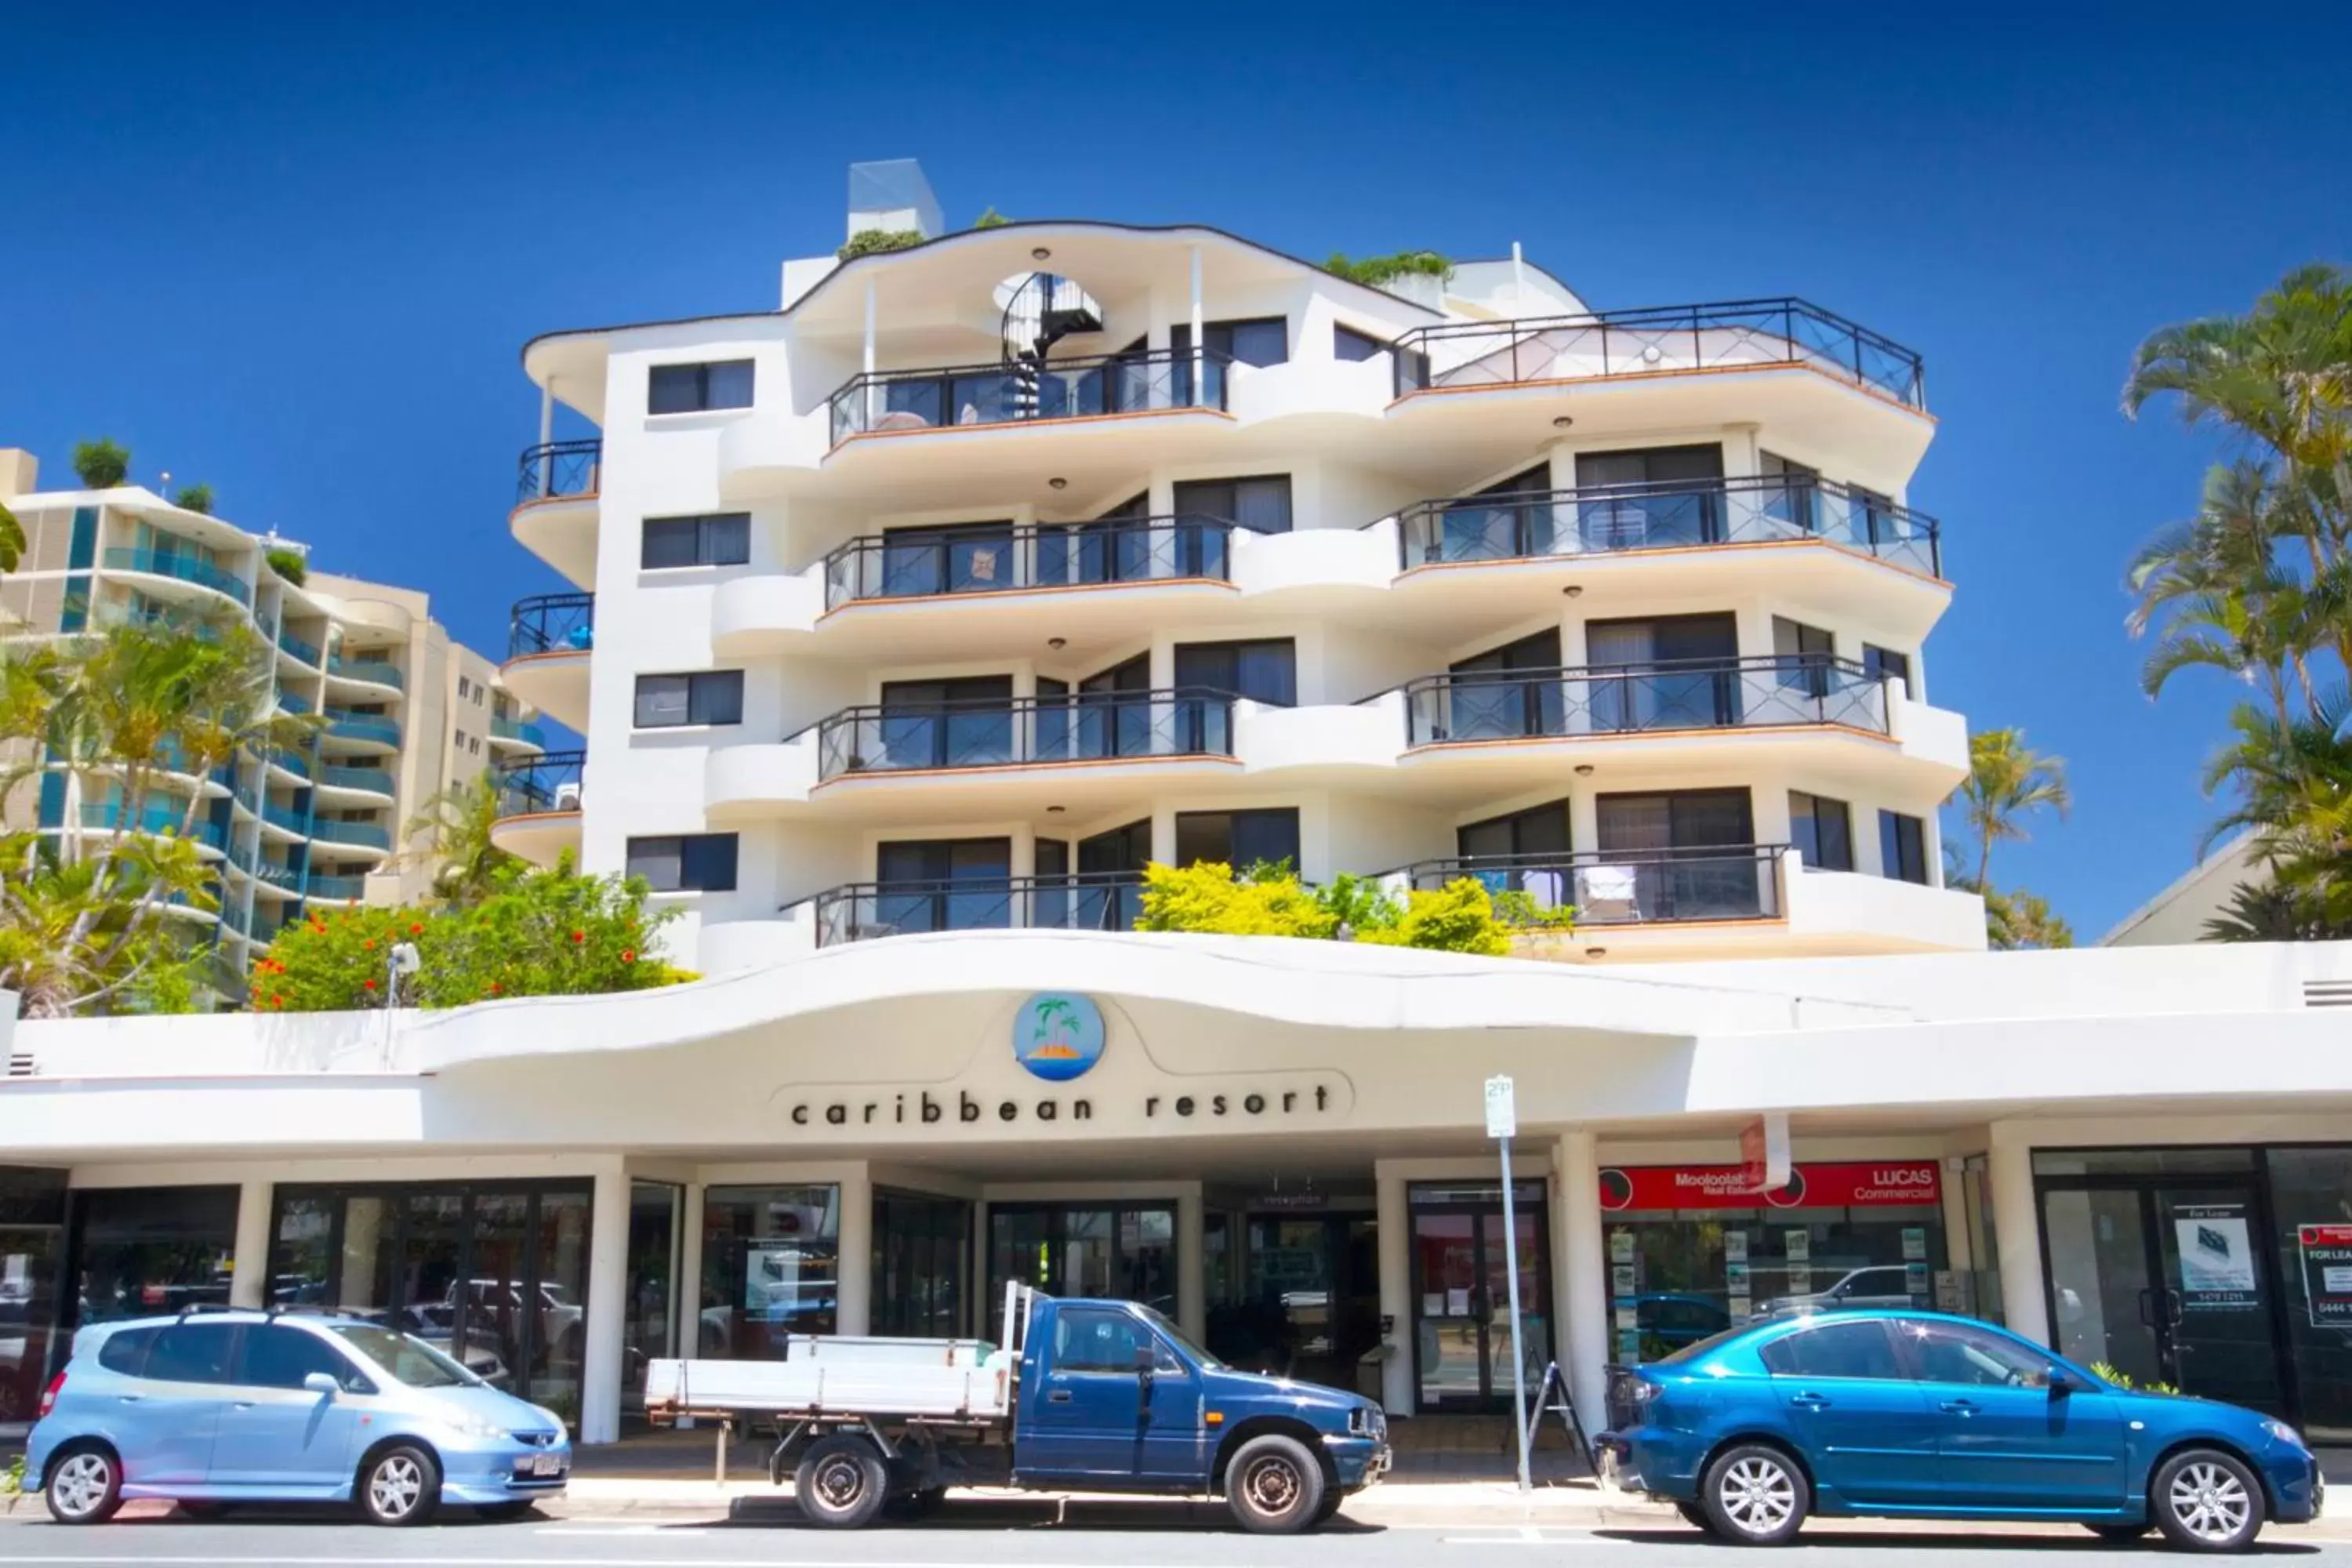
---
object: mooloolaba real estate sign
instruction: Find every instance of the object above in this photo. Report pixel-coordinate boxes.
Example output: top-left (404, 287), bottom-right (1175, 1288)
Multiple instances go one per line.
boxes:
top-left (1599, 1162), bottom-right (1941, 1211)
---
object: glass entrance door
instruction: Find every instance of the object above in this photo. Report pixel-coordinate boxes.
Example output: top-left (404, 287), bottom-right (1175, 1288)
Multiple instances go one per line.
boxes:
top-left (2042, 1178), bottom-right (2288, 1415)
top-left (1409, 1183), bottom-right (1550, 1412)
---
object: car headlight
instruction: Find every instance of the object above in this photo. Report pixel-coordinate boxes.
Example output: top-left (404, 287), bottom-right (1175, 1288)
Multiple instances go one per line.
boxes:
top-left (443, 1414), bottom-right (510, 1440)
top-left (2262, 1417), bottom-right (2307, 1450)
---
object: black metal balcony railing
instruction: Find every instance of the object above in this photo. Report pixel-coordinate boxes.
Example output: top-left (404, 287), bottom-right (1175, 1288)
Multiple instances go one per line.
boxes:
top-left (1388, 299), bottom-right (1926, 410)
top-left (1393, 844), bottom-right (1788, 926)
top-left (515, 439), bottom-right (602, 506)
top-left (789, 871), bottom-right (1147, 947)
top-left (1392, 476), bottom-right (1942, 578)
top-left (828, 348), bottom-right (1234, 445)
top-left (823, 515), bottom-right (1238, 608)
top-left (814, 689), bottom-right (1237, 781)
top-left (509, 592), bottom-right (594, 659)
top-left (493, 750), bottom-right (585, 818)
top-left (1398, 655), bottom-right (1888, 747)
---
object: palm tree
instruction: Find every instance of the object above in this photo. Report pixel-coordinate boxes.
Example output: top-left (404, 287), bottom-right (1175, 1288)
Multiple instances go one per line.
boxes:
top-left (2196, 696), bottom-right (2352, 927)
top-left (405, 770), bottom-right (517, 906)
top-left (1957, 728), bottom-right (2071, 891)
top-left (2203, 875), bottom-right (2352, 942)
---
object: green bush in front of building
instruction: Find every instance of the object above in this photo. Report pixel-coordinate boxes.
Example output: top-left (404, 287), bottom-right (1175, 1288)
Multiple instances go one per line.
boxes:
top-left (1136, 861), bottom-right (1567, 955)
top-left (256, 855), bottom-right (689, 1011)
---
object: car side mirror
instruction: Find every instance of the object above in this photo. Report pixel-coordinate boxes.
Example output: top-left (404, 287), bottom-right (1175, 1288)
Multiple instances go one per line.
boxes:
top-left (303, 1371), bottom-right (341, 1396)
top-left (1134, 1345), bottom-right (1157, 1376)
top-left (2046, 1364), bottom-right (2079, 1396)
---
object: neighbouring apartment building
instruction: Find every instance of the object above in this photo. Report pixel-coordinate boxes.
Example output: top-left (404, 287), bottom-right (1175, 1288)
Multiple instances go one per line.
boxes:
top-left (0, 448), bottom-right (547, 957)
top-left (3, 165), bottom-right (2347, 1461)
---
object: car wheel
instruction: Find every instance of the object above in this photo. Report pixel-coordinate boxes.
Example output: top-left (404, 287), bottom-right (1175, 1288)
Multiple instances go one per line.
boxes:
top-left (474, 1501), bottom-right (541, 1522)
top-left (1676, 1500), bottom-right (1716, 1534)
top-left (357, 1443), bottom-right (443, 1527)
top-left (1700, 1443), bottom-right (1809, 1546)
top-left (44, 1444), bottom-right (123, 1526)
top-left (1225, 1433), bottom-right (1327, 1534)
top-left (2082, 1521), bottom-right (2151, 1542)
top-left (2151, 1449), bottom-right (2265, 1553)
top-left (795, 1433), bottom-right (889, 1529)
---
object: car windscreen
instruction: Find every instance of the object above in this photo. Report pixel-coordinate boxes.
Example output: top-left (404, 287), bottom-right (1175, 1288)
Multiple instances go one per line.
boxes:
top-left (1136, 1304), bottom-right (1225, 1370)
top-left (329, 1323), bottom-right (479, 1388)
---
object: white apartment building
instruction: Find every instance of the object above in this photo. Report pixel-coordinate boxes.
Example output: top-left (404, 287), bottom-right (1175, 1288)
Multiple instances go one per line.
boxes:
top-left (13, 168), bottom-right (2344, 1469)
top-left (495, 161), bottom-right (1981, 975)
top-left (0, 450), bottom-right (546, 958)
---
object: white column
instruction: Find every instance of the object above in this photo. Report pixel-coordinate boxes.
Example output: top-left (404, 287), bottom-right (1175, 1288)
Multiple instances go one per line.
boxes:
top-left (580, 1168), bottom-right (631, 1443)
top-left (673, 1181), bottom-right (705, 1428)
top-left (1940, 1156), bottom-right (1974, 1273)
top-left (1554, 1130), bottom-right (1609, 1439)
top-left (228, 1179), bottom-right (274, 1309)
top-left (1188, 245), bottom-right (1205, 408)
top-left (862, 278), bottom-right (879, 432)
top-left (836, 1165), bottom-right (875, 1336)
top-left (536, 380), bottom-right (554, 496)
top-left (1177, 1188), bottom-right (1206, 1341)
top-left (1987, 1125), bottom-right (2049, 1345)
top-left (1374, 1165), bottom-right (1411, 1416)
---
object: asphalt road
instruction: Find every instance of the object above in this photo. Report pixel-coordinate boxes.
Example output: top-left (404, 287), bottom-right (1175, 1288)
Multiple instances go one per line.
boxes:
top-left (2, 1504), bottom-right (2349, 1566)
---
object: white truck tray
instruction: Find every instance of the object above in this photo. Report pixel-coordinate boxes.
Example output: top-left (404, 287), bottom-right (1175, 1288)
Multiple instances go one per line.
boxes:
top-left (645, 1344), bottom-right (1016, 1421)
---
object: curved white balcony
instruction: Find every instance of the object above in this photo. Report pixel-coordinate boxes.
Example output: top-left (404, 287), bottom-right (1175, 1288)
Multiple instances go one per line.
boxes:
top-left (710, 571), bottom-right (826, 658)
top-left (704, 735), bottom-right (820, 820)
top-left (490, 750), bottom-right (584, 869)
top-left (502, 593), bottom-right (593, 731)
top-left (510, 441), bottom-right (602, 590)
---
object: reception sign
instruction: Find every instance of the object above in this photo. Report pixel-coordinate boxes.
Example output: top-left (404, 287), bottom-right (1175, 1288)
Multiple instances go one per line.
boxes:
top-left (1599, 1162), bottom-right (1941, 1212)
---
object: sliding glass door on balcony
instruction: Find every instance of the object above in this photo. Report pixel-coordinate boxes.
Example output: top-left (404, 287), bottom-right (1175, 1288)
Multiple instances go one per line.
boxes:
top-left (876, 522), bottom-right (1017, 598)
top-left (873, 839), bottom-right (1013, 935)
top-left (1587, 791), bottom-right (1770, 923)
top-left (1443, 629), bottom-right (1563, 740)
top-left (1584, 615), bottom-right (1740, 730)
top-left (1573, 445), bottom-right (1726, 550)
top-left (874, 677), bottom-right (1016, 771)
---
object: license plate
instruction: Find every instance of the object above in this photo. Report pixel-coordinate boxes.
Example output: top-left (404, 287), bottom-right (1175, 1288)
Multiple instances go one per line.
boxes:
top-left (529, 1454), bottom-right (563, 1477)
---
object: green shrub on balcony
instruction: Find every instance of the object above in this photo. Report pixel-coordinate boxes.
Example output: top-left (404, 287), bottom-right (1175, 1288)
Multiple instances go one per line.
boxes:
top-left (264, 546), bottom-right (307, 586)
top-left (254, 855), bottom-right (691, 1011)
top-left (172, 484), bottom-right (216, 515)
top-left (72, 438), bottom-right (132, 489)
top-left (838, 227), bottom-right (927, 261)
top-left (1323, 250), bottom-right (1453, 288)
top-left (1135, 861), bottom-right (1564, 953)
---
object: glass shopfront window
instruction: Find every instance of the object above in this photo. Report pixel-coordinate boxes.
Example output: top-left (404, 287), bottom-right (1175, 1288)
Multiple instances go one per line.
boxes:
top-left (267, 1180), bottom-right (594, 1425)
top-left (1, 1168), bottom-right (67, 1426)
top-left (1599, 1162), bottom-right (1945, 1365)
top-left (2262, 1146), bottom-right (2352, 1442)
top-left (1410, 1181), bottom-right (1551, 1411)
top-left (988, 1203), bottom-right (1176, 1321)
top-left (69, 1185), bottom-right (239, 1326)
top-left (871, 1191), bottom-right (970, 1339)
top-left (701, 1184), bottom-right (840, 1355)
top-left (624, 1182), bottom-right (681, 1413)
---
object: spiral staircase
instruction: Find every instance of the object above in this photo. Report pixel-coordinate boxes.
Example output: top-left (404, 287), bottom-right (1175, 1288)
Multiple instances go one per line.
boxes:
top-left (999, 271), bottom-right (1104, 417)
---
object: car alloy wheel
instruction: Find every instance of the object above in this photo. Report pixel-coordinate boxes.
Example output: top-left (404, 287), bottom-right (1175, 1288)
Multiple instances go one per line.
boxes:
top-left (1718, 1454), bottom-right (1798, 1536)
top-left (369, 1454), bottom-right (426, 1521)
top-left (2166, 1461), bottom-right (2253, 1545)
top-left (49, 1453), bottom-right (114, 1521)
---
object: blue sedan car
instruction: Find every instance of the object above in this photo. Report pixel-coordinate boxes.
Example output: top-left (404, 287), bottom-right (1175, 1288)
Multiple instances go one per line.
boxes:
top-left (27, 1309), bottom-right (571, 1526)
top-left (1599, 1309), bottom-right (2320, 1552)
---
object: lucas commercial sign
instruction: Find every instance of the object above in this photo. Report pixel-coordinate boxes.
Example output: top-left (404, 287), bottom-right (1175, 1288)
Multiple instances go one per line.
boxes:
top-left (775, 992), bottom-right (1351, 1138)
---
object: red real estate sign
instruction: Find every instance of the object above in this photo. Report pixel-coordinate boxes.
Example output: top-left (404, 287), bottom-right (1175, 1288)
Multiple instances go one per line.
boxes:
top-left (1599, 1161), bottom-right (1942, 1212)
top-left (2298, 1223), bottom-right (2352, 1326)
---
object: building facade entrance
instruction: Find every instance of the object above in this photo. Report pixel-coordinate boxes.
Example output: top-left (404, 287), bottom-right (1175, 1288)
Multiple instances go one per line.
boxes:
top-left (1409, 1180), bottom-right (1551, 1412)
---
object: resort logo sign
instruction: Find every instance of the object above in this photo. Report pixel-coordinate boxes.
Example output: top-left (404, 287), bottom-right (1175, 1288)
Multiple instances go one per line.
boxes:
top-left (1014, 993), bottom-right (1105, 1081)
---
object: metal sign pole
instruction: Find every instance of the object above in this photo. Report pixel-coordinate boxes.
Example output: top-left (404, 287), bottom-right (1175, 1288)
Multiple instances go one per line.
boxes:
top-left (1486, 1074), bottom-right (1531, 1496)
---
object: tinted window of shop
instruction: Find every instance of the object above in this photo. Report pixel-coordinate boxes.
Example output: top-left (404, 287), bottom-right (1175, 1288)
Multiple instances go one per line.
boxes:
top-left (265, 1181), bottom-right (593, 1421)
top-left (701, 1184), bottom-right (841, 1355)
top-left (872, 1190), bottom-right (970, 1340)
top-left (2262, 1145), bottom-right (2352, 1443)
top-left (69, 1185), bottom-right (239, 1325)
top-left (1600, 1162), bottom-right (1944, 1364)
top-left (0, 1166), bottom-right (67, 1414)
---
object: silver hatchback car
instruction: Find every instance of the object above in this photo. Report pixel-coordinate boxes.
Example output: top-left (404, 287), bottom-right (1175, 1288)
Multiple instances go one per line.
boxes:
top-left (26, 1309), bottom-right (571, 1526)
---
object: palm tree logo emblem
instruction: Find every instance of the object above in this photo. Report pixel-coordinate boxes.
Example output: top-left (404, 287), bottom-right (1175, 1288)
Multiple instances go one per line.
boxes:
top-left (1014, 993), bottom-right (1104, 1081)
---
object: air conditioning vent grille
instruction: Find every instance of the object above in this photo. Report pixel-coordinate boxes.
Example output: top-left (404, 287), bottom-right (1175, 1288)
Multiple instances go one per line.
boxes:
top-left (2303, 980), bottom-right (2352, 1009)
top-left (5, 1051), bottom-right (34, 1077)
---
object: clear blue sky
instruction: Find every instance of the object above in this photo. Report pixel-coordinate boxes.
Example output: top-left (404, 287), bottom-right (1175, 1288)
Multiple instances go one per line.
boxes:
top-left (4, 3), bottom-right (2347, 937)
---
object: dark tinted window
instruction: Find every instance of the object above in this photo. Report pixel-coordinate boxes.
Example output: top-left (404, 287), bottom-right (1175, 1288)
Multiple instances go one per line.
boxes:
top-left (1758, 1319), bottom-right (1902, 1381)
top-left (1054, 1308), bottom-right (1155, 1373)
top-left (627, 833), bottom-right (739, 892)
top-left (1174, 808), bottom-right (1300, 873)
top-left (642, 514), bottom-right (751, 569)
top-left (145, 1322), bottom-right (239, 1384)
top-left (649, 360), bottom-right (755, 415)
top-left (235, 1323), bottom-right (365, 1391)
top-left (1878, 811), bottom-right (1929, 884)
top-left (1334, 324), bottom-right (1386, 362)
top-left (1789, 791), bottom-right (1855, 873)
top-left (1172, 475), bottom-right (1291, 535)
top-left (1864, 644), bottom-right (1914, 699)
top-left (96, 1326), bottom-right (158, 1375)
top-left (635, 671), bottom-right (744, 728)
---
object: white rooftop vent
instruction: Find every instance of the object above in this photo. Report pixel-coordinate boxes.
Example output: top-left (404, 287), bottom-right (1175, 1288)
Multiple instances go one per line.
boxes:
top-left (848, 158), bottom-right (944, 244)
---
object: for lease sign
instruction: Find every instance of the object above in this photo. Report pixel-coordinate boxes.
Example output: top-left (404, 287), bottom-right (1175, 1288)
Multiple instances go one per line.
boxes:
top-left (2298, 1223), bottom-right (2352, 1326)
